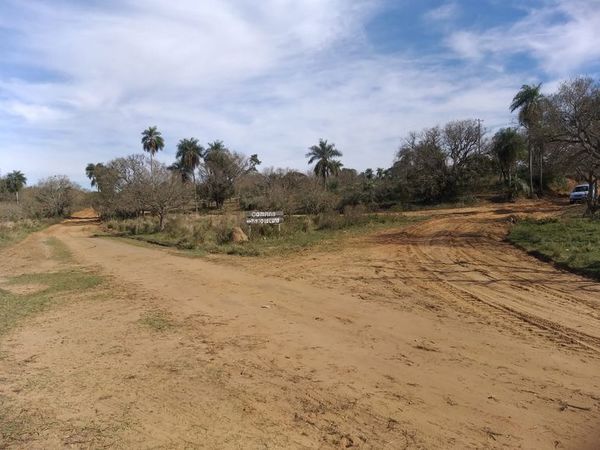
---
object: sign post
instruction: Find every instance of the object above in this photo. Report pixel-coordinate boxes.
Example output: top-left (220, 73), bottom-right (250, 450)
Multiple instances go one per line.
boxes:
top-left (245, 211), bottom-right (284, 235)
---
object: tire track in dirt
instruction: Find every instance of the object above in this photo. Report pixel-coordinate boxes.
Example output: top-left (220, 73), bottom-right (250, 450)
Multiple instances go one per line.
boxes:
top-left (399, 209), bottom-right (600, 355)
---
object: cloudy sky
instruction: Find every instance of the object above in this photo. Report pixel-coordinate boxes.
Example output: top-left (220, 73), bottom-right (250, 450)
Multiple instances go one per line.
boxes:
top-left (1, 0), bottom-right (599, 186)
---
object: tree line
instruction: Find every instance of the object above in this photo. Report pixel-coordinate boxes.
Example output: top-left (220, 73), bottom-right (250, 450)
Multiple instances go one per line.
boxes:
top-left (2, 76), bottom-right (598, 225)
top-left (83, 77), bottom-right (600, 226)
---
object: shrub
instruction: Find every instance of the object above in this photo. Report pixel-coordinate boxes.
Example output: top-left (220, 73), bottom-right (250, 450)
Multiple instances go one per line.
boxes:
top-left (343, 204), bottom-right (367, 226)
top-left (0, 202), bottom-right (24, 221)
top-left (315, 211), bottom-right (345, 230)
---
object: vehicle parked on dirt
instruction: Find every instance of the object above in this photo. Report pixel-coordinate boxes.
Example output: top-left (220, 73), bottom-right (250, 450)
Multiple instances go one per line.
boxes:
top-left (569, 183), bottom-right (595, 204)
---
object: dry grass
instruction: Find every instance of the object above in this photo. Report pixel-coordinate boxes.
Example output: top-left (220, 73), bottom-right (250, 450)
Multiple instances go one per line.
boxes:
top-left (103, 210), bottom-right (425, 257)
top-left (0, 270), bottom-right (104, 336)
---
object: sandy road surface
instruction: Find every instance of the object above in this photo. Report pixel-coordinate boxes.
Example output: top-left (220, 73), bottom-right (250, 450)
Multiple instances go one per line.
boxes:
top-left (1, 202), bottom-right (600, 449)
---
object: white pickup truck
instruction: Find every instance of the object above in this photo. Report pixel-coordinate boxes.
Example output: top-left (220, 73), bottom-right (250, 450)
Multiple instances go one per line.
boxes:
top-left (569, 184), bottom-right (595, 204)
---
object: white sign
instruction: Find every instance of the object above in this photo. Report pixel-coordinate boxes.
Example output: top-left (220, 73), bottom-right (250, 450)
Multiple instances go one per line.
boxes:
top-left (246, 217), bottom-right (284, 224)
top-left (245, 211), bottom-right (284, 225)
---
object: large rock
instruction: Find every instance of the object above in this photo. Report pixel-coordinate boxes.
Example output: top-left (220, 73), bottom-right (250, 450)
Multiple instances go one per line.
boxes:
top-left (231, 226), bottom-right (248, 243)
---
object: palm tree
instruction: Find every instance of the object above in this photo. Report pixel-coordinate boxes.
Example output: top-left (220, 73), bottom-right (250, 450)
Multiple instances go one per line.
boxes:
top-left (306, 139), bottom-right (343, 183)
top-left (176, 138), bottom-right (204, 212)
top-left (141, 126), bottom-right (165, 171)
top-left (85, 163), bottom-right (104, 191)
top-left (510, 83), bottom-right (543, 196)
top-left (5, 170), bottom-right (27, 203)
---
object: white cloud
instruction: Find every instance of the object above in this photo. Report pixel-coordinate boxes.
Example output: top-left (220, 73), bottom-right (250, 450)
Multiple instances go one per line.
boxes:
top-left (424, 2), bottom-right (460, 22)
top-left (0, 0), bottom-right (598, 185)
top-left (445, 0), bottom-right (600, 75)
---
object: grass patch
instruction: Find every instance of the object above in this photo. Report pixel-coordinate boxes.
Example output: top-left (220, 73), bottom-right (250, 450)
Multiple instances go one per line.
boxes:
top-left (0, 270), bottom-right (103, 336)
top-left (0, 220), bottom-right (48, 250)
top-left (0, 399), bottom-right (31, 445)
top-left (139, 310), bottom-right (176, 332)
top-left (45, 237), bottom-right (72, 262)
top-left (105, 213), bottom-right (425, 257)
top-left (508, 217), bottom-right (600, 280)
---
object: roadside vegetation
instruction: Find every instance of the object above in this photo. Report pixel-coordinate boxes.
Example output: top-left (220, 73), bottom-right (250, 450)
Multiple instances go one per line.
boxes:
top-left (0, 175), bottom-right (91, 249)
top-left (509, 215), bottom-right (600, 280)
top-left (104, 207), bottom-right (422, 256)
top-left (2, 77), bottom-right (600, 259)
top-left (0, 219), bottom-right (46, 249)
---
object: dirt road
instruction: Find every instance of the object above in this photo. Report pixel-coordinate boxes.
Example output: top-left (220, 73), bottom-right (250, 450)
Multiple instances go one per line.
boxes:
top-left (1, 202), bottom-right (600, 449)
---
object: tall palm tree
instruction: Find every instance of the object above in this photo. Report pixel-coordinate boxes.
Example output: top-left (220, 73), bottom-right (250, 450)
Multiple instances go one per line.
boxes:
top-left (5, 170), bottom-right (27, 203)
top-left (176, 137), bottom-right (204, 212)
top-left (510, 83), bottom-right (543, 196)
top-left (85, 163), bottom-right (104, 191)
top-left (141, 126), bottom-right (165, 171)
top-left (306, 139), bottom-right (343, 183)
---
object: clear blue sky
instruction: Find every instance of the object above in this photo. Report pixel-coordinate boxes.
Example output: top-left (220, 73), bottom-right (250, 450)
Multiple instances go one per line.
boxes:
top-left (1, 0), bottom-right (599, 186)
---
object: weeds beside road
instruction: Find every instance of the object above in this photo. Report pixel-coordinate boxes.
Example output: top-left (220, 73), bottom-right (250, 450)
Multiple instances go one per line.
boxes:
top-left (509, 216), bottom-right (600, 280)
top-left (102, 210), bottom-right (425, 256)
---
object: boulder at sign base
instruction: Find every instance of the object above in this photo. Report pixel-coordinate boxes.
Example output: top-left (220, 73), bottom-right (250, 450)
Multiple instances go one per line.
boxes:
top-left (231, 226), bottom-right (249, 243)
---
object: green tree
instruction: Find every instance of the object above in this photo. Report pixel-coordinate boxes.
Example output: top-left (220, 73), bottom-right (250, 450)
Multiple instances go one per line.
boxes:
top-left (198, 141), bottom-right (255, 208)
top-left (249, 154), bottom-right (261, 171)
top-left (306, 139), bottom-right (343, 183)
top-left (175, 137), bottom-right (204, 212)
top-left (510, 83), bottom-right (543, 196)
top-left (85, 163), bottom-right (104, 191)
top-left (491, 128), bottom-right (526, 198)
top-left (141, 126), bottom-right (165, 171)
top-left (5, 170), bottom-right (27, 203)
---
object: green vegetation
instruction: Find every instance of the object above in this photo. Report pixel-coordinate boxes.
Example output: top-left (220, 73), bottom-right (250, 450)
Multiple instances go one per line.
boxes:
top-left (0, 270), bottom-right (103, 336)
top-left (139, 309), bottom-right (176, 332)
top-left (306, 138), bottom-right (343, 182)
top-left (0, 219), bottom-right (46, 249)
top-left (104, 209), bottom-right (424, 257)
top-left (509, 217), bottom-right (600, 280)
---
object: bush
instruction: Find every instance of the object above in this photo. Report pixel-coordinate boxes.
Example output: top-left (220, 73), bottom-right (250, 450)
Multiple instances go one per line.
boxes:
top-left (0, 202), bottom-right (24, 221)
top-left (214, 220), bottom-right (235, 244)
top-left (342, 204), bottom-right (367, 226)
top-left (315, 211), bottom-right (345, 230)
top-left (105, 217), bottom-right (160, 235)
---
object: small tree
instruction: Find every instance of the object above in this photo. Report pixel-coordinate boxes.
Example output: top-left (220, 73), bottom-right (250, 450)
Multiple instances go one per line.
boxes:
top-left (491, 128), bottom-right (526, 199)
top-left (5, 170), bottom-right (27, 203)
top-left (146, 164), bottom-right (191, 230)
top-left (198, 141), bottom-right (257, 208)
top-left (30, 176), bottom-right (75, 217)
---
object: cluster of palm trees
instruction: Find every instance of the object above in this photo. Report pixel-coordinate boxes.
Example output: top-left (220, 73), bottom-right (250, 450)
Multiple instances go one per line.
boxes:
top-left (139, 127), bottom-right (347, 191)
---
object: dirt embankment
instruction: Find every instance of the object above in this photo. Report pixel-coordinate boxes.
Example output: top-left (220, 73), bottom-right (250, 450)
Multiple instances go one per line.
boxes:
top-left (1, 202), bottom-right (600, 449)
